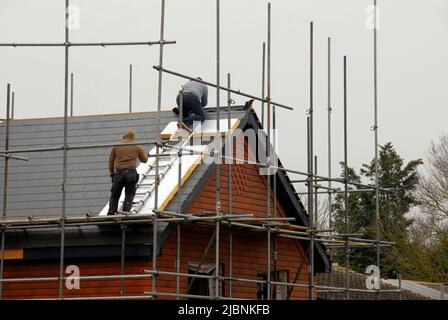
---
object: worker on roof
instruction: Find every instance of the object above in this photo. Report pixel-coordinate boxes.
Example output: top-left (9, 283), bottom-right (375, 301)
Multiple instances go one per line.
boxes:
top-left (107, 129), bottom-right (148, 215)
top-left (172, 77), bottom-right (208, 132)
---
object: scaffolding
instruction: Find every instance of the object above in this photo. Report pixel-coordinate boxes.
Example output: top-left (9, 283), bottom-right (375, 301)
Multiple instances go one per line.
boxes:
top-left (0, 0), bottom-right (399, 300)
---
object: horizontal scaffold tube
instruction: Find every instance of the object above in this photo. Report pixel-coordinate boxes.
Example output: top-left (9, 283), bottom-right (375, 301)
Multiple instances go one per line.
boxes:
top-left (0, 140), bottom-right (158, 155)
top-left (153, 66), bottom-right (293, 110)
top-left (0, 41), bottom-right (176, 47)
top-left (161, 144), bottom-right (393, 193)
top-left (0, 267), bottom-right (403, 298)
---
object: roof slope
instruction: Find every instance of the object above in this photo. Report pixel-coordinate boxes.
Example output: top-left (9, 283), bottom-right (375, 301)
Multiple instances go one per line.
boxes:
top-left (0, 108), bottom-right (247, 217)
top-left (0, 106), bottom-right (329, 271)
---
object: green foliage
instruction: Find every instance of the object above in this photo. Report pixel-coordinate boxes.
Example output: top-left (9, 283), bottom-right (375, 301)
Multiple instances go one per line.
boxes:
top-left (332, 142), bottom-right (423, 277)
top-left (390, 226), bottom-right (448, 282)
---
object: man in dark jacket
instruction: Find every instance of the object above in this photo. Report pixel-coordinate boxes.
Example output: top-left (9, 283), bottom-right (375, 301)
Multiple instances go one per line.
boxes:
top-left (107, 129), bottom-right (148, 215)
top-left (172, 78), bottom-right (208, 131)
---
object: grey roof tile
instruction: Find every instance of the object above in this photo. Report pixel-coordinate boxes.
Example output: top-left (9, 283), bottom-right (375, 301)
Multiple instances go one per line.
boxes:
top-left (0, 108), bottom-right (248, 218)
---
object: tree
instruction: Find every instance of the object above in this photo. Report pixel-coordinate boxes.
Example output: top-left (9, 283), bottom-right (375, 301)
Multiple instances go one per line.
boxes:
top-left (391, 215), bottom-right (448, 282)
top-left (416, 134), bottom-right (448, 239)
top-left (332, 142), bottom-right (422, 277)
top-left (401, 133), bottom-right (448, 282)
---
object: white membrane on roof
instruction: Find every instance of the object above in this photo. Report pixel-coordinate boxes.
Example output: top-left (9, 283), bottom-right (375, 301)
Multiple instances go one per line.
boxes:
top-left (161, 118), bottom-right (239, 138)
top-left (141, 144), bottom-right (206, 214)
top-left (100, 118), bottom-right (239, 216)
top-left (99, 144), bottom-right (205, 216)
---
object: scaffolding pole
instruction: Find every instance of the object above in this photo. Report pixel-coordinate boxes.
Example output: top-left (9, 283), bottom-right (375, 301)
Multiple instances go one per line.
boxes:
top-left (227, 73), bottom-right (233, 298)
top-left (374, 0), bottom-right (382, 299)
top-left (0, 84), bottom-right (11, 299)
top-left (261, 42), bottom-right (266, 127)
top-left (272, 4), bottom-right (279, 295)
top-left (152, 0), bottom-right (167, 300)
top-left (120, 224), bottom-right (127, 295)
top-left (146, 141), bottom-right (393, 193)
top-left (266, 2), bottom-right (272, 300)
top-left (11, 92), bottom-right (14, 120)
top-left (153, 66), bottom-right (293, 110)
top-left (0, 211), bottom-right (395, 244)
top-left (176, 87), bottom-right (184, 300)
top-left (327, 36), bottom-right (335, 298)
top-left (70, 73), bottom-right (74, 117)
top-left (286, 246), bottom-right (309, 299)
top-left (0, 140), bottom-right (158, 155)
top-left (308, 21), bottom-right (315, 301)
top-left (0, 41), bottom-right (176, 47)
top-left (314, 155), bottom-right (318, 228)
top-left (343, 55), bottom-right (350, 300)
top-left (176, 223), bottom-right (181, 300)
top-left (186, 230), bottom-right (217, 294)
top-left (215, 0), bottom-right (222, 300)
top-left (58, 0), bottom-right (70, 299)
top-left (129, 64), bottom-right (133, 113)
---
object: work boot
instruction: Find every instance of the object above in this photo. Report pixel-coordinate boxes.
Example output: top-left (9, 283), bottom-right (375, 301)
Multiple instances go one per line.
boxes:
top-left (177, 121), bottom-right (193, 133)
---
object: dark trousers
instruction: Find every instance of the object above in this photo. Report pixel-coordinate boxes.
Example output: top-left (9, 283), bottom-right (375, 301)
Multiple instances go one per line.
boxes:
top-left (176, 93), bottom-right (205, 126)
top-left (108, 168), bottom-right (139, 214)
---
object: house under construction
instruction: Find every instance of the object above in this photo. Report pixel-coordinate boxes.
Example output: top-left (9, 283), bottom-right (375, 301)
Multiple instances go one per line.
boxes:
top-left (0, 0), bottom-right (411, 300)
top-left (0, 107), bottom-right (331, 300)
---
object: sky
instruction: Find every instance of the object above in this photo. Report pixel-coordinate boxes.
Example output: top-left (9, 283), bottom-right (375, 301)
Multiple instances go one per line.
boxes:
top-left (1, 0), bottom-right (448, 188)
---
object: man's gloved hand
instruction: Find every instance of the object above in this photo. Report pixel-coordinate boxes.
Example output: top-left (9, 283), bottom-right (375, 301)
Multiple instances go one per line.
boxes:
top-left (110, 172), bottom-right (115, 182)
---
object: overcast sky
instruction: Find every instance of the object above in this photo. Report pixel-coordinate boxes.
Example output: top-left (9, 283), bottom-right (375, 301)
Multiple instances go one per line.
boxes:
top-left (1, 0), bottom-right (448, 186)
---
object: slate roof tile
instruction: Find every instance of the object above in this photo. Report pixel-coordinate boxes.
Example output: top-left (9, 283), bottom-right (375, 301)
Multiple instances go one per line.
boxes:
top-left (0, 108), bottom-right (248, 217)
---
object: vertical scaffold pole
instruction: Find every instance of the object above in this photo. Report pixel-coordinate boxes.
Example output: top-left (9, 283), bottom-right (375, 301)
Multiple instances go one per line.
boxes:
top-left (129, 64), bottom-right (133, 113)
top-left (306, 116), bottom-right (313, 300)
top-left (176, 88), bottom-right (183, 300)
top-left (313, 155), bottom-right (318, 299)
top-left (343, 55), bottom-right (350, 300)
top-left (11, 92), bottom-right (14, 120)
top-left (70, 73), bottom-right (74, 117)
top-left (0, 84), bottom-right (11, 299)
top-left (261, 42), bottom-right (266, 127)
top-left (327, 37), bottom-right (332, 230)
top-left (314, 155), bottom-right (318, 226)
top-left (58, 0), bottom-right (70, 300)
top-left (153, 0), bottom-right (166, 299)
top-left (374, 0), bottom-right (381, 298)
top-left (227, 73), bottom-right (232, 216)
top-left (215, 0), bottom-right (221, 300)
top-left (308, 21), bottom-right (315, 301)
top-left (327, 37), bottom-right (334, 296)
top-left (120, 225), bottom-right (127, 295)
top-left (227, 73), bottom-right (233, 298)
top-left (272, 18), bottom-right (278, 291)
top-left (266, 2), bottom-right (272, 300)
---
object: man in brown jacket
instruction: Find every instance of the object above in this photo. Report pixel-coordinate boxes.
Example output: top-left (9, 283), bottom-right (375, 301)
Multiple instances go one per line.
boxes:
top-left (107, 129), bottom-right (149, 215)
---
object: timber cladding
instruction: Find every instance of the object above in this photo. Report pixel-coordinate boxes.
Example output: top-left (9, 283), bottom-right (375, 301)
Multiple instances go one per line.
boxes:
top-left (2, 226), bottom-right (312, 300)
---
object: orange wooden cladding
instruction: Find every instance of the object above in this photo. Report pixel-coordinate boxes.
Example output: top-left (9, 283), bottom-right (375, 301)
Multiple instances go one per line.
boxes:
top-left (3, 248), bottom-right (24, 260)
top-left (2, 146), bottom-right (315, 299)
